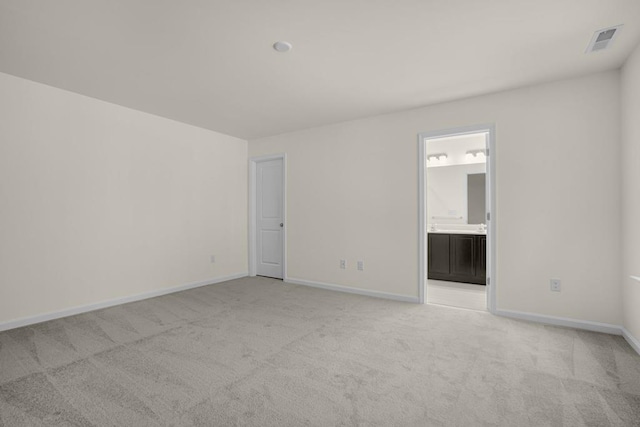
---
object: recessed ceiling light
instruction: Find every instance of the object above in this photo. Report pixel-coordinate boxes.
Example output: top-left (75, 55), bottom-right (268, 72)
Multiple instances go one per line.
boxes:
top-left (273, 41), bottom-right (292, 53)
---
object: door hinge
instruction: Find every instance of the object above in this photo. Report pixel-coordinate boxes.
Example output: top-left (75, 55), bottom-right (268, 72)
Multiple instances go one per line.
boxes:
top-left (486, 212), bottom-right (491, 221)
top-left (487, 277), bottom-right (490, 286)
top-left (486, 148), bottom-right (489, 156)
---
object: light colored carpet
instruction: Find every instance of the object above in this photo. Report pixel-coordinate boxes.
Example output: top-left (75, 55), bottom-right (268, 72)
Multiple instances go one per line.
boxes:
top-left (1, 276), bottom-right (639, 426)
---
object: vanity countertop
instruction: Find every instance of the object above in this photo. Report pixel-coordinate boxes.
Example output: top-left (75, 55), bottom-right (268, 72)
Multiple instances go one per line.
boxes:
top-left (428, 230), bottom-right (486, 235)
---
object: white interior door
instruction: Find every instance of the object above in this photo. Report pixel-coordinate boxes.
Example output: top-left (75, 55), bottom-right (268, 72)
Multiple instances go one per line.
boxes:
top-left (256, 158), bottom-right (284, 279)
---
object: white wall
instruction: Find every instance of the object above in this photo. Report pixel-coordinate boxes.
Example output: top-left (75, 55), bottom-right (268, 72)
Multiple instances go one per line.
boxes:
top-left (249, 71), bottom-right (622, 325)
top-left (0, 72), bottom-right (248, 325)
top-left (427, 163), bottom-right (486, 225)
top-left (621, 42), bottom-right (640, 341)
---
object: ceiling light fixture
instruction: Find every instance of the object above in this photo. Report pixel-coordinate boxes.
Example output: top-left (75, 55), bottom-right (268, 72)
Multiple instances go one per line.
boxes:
top-left (273, 41), bottom-right (293, 53)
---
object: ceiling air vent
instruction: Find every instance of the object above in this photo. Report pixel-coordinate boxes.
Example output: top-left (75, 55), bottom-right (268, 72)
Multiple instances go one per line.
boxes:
top-left (586, 25), bottom-right (623, 53)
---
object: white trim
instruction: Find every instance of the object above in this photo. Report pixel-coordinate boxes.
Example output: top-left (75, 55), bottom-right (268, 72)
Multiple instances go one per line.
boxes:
top-left (286, 277), bottom-right (420, 303)
top-left (487, 125), bottom-right (497, 313)
top-left (0, 273), bottom-right (248, 332)
top-left (283, 155), bottom-right (288, 281)
top-left (249, 160), bottom-right (257, 276)
top-left (494, 309), bottom-right (621, 335)
top-left (418, 137), bottom-right (426, 304)
top-left (622, 327), bottom-right (640, 356)
top-left (418, 124), bottom-right (496, 312)
top-left (248, 154), bottom-right (287, 280)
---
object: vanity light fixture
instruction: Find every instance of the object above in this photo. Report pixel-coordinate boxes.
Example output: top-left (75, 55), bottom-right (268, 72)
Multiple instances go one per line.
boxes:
top-left (427, 153), bottom-right (448, 162)
top-left (466, 149), bottom-right (485, 157)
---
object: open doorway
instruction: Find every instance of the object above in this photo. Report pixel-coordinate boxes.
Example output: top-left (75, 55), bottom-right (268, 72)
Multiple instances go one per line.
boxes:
top-left (418, 125), bottom-right (495, 312)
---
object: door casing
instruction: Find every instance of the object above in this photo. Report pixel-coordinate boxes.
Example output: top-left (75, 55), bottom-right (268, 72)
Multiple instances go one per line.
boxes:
top-left (418, 124), bottom-right (496, 312)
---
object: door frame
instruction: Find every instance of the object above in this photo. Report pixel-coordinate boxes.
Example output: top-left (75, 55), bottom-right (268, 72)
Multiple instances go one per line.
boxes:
top-left (248, 153), bottom-right (287, 279)
top-left (418, 124), bottom-right (496, 312)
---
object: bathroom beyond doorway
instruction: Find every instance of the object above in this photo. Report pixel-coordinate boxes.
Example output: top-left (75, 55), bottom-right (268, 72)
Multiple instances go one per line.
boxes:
top-left (418, 126), bottom-right (495, 311)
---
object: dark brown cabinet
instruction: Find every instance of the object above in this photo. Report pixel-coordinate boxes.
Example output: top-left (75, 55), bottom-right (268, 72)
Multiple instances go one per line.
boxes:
top-left (428, 233), bottom-right (486, 285)
top-left (475, 235), bottom-right (486, 280)
top-left (428, 234), bottom-right (450, 276)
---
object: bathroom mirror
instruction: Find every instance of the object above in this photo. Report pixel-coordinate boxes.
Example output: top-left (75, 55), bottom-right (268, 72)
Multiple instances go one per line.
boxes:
top-left (467, 173), bottom-right (486, 224)
top-left (426, 164), bottom-right (486, 225)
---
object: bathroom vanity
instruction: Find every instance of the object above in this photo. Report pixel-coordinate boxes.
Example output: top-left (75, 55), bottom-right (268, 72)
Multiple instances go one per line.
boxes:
top-left (428, 231), bottom-right (486, 285)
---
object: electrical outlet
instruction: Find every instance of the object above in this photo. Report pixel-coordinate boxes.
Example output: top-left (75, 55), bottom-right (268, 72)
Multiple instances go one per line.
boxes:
top-left (340, 259), bottom-right (346, 269)
top-left (210, 255), bottom-right (216, 264)
top-left (550, 278), bottom-right (561, 292)
top-left (357, 260), bottom-right (364, 271)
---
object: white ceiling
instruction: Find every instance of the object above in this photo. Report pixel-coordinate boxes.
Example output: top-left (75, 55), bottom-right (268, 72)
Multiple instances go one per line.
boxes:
top-left (1, 1), bottom-right (639, 140)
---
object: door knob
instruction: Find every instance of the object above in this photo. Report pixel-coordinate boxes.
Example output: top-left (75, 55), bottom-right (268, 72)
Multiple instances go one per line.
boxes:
top-left (280, 223), bottom-right (283, 227)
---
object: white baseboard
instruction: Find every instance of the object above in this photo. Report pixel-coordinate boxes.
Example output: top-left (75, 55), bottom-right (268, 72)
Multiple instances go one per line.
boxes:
top-left (286, 277), bottom-right (420, 303)
top-left (4, 273), bottom-right (639, 358)
top-left (0, 272), bottom-right (248, 332)
top-left (622, 327), bottom-right (640, 356)
top-left (494, 309), bottom-right (622, 335)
